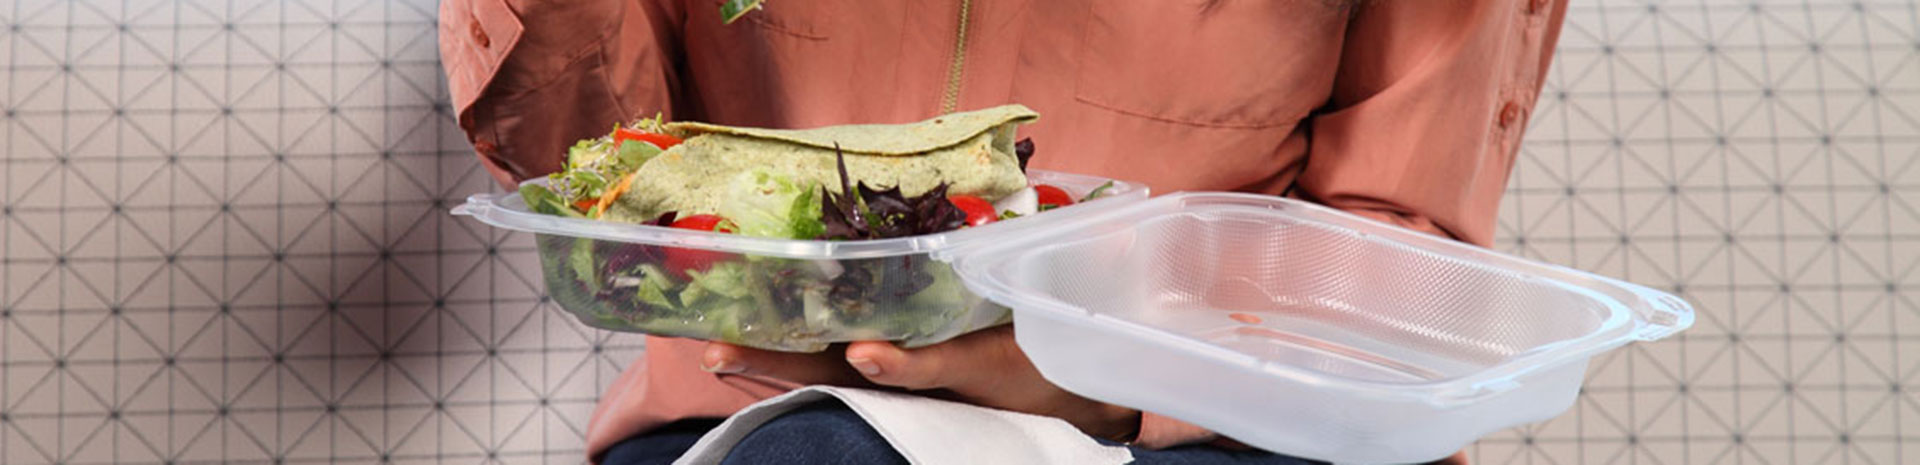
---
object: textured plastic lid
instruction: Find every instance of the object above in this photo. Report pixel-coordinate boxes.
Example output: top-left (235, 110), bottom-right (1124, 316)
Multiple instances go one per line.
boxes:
top-left (946, 192), bottom-right (1694, 463)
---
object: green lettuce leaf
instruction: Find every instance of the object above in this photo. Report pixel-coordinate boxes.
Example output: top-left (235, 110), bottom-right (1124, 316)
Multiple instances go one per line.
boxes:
top-left (633, 264), bottom-right (679, 311)
top-left (788, 188), bottom-right (826, 239)
top-left (569, 238), bottom-right (598, 289)
top-left (680, 261), bottom-right (755, 305)
top-left (616, 140), bottom-right (662, 169)
top-left (718, 169), bottom-right (827, 239)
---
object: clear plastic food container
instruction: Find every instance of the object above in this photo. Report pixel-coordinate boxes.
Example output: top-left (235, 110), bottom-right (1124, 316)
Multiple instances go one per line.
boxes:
top-left (452, 171), bottom-right (1147, 352)
top-left (944, 193), bottom-right (1694, 464)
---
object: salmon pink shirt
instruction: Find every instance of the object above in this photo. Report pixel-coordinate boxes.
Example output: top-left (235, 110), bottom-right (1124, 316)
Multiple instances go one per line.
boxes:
top-left (439, 0), bottom-right (1569, 460)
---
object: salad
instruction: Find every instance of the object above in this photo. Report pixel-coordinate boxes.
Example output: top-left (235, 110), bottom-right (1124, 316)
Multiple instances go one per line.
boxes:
top-left (514, 106), bottom-right (1116, 351)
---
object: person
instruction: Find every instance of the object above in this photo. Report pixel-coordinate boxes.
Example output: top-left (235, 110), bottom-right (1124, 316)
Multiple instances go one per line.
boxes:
top-left (440, 1), bottom-right (1569, 463)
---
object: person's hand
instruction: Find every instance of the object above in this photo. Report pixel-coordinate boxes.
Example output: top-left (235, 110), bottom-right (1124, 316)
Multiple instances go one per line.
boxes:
top-left (699, 326), bottom-right (1142, 441)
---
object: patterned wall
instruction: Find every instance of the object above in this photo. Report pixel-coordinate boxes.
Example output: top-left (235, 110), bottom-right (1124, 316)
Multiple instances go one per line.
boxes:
top-left (0, 1), bottom-right (646, 463)
top-left (0, 1), bottom-right (1914, 464)
top-left (1478, 1), bottom-right (1919, 464)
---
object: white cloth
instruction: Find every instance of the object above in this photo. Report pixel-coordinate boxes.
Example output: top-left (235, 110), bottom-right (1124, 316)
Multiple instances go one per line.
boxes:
top-left (671, 386), bottom-right (1134, 465)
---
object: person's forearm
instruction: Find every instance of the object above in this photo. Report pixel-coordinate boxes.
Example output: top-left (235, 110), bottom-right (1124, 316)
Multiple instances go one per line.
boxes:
top-left (1298, 0), bottom-right (1569, 248)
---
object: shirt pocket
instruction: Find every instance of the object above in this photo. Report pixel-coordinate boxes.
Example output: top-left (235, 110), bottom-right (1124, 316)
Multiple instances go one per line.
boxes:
top-left (712, 0), bottom-right (833, 40)
top-left (1073, 0), bottom-right (1347, 128)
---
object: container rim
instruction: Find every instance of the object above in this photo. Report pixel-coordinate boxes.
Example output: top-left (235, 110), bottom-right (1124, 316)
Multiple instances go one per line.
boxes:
top-left (449, 170), bottom-right (1149, 260)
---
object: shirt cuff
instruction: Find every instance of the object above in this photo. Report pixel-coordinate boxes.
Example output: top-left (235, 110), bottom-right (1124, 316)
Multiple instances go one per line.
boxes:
top-left (439, 0), bottom-right (524, 120)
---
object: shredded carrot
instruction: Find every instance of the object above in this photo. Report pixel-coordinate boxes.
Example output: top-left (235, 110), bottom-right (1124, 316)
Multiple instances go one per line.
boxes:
top-left (593, 171), bottom-right (641, 218)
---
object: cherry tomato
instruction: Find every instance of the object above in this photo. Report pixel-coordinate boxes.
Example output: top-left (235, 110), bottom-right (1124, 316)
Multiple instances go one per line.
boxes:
top-left (669, 214), bottom-right (734, 234)
top-left (664, 214), bottom-right (736, 278)
top-left (614, 127), bottom-right (684, 150)
top-left (948, 195), bottom-right (998, 227)
top-left (1033, 184), bottom-right (1075, 209)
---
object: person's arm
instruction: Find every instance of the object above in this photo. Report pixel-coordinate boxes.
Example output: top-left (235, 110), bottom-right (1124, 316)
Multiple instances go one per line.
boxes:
top-left (439, 0), bottom-right (685, 189)
top-left (1296, 0), bottom-right (1569, 248)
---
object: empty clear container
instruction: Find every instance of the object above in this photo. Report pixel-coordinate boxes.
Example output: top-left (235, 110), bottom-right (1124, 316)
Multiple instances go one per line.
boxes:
top-left (452, 171), bottom-right (1147, 352)
top-left (945, 193), bottom-right (1693, 464)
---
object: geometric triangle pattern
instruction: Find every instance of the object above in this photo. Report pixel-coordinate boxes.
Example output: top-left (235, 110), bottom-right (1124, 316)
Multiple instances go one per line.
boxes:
top-left (0, 2), bottom-right (645, 464)
top-left (1478, 1), bottom-right (1920, 464)
top-left (1, 1), bottom-right (1913, 464)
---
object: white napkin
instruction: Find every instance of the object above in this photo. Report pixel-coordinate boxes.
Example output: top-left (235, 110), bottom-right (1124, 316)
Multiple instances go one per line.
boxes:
top-left (671, 386), bottom-right (1134, 465)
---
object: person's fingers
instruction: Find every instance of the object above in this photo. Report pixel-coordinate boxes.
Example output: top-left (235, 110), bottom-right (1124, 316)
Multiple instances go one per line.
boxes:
top-left (843, 326), bottom-right (1024, 392)
top-left (841, 340), bottom-right (934, 388)
top-left (846, 327), bottom-right (1142, 441)
top-left (701, 342), bottom-right (870, 387)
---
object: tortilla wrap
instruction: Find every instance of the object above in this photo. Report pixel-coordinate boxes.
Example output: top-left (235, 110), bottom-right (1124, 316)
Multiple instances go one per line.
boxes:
top-left (604, 104), bottom-right (1038, 222)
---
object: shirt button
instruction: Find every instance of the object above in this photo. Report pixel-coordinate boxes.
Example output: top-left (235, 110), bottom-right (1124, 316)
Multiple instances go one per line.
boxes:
top-left (1498, 102), bottom-right (1526, 129)
top-left (469, 21), bottom-right (490, 48)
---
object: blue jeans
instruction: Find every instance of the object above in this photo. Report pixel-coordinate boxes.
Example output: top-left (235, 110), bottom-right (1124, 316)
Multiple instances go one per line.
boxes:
top-left (601, 401), bottom-right (1324, 465)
